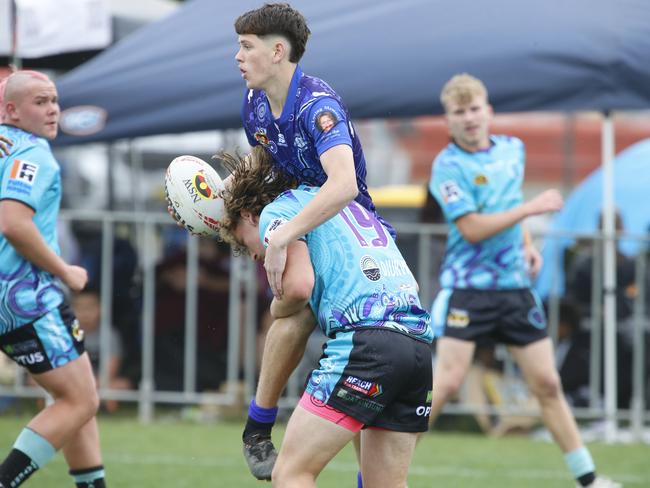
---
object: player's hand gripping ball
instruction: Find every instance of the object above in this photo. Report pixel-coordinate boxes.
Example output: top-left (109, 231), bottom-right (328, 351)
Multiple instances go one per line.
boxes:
top-left (165, 155), bottom-right (225, 237)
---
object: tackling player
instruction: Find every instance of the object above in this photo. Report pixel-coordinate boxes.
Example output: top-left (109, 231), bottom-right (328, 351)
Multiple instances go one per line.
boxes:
top-left (219, 146), bottom-right (433, 487)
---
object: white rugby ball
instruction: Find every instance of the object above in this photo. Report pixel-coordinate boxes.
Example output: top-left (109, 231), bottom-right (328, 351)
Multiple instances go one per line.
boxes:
top-left (164, 155), bottom-right (225, 237)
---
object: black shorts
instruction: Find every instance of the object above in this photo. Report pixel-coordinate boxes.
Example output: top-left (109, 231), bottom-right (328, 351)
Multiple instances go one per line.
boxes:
top-left (0, 302), bottom-right (85, 374)
top-left (431, 288), bottom-right (547, 346)
top-left (303, 328), bottom-right (433, 432)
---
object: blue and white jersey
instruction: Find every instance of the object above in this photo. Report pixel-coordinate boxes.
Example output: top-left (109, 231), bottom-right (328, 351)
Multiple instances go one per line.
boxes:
top-left (0, 125), bottom-right (65, 334)
top-left (429, 135), bottom-right (530, 290)
top-left (241, 65), bottom-right (395, 238)
top-left (259, 185), bottom-right (432, 343)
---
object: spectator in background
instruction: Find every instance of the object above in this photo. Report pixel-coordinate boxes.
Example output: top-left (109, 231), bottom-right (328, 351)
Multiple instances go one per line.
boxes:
top-left (555, 298), bottom-right (635, 410)
top-left (0, 69), bottom-right (107, 487)
top-left (153, 238), bottom-right (232, 392)
top-left (565, 210), bottom-right (638, 327)
top-left (71, 288), bottom-right (132, 413)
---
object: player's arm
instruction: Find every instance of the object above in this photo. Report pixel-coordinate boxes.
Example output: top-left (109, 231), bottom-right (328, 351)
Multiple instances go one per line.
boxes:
top-left (264, 144), bottom-right (357, 297)
top-left (522, 225), bottom-right (543, 277)
top-left (455, 189), bottom-right (563, 243)
top-left (0, 200), bottom-right (87, 290)
top-left (270, 241), bottom-right (314, 318)
top-left (254, 239), bottom-right (315, 408)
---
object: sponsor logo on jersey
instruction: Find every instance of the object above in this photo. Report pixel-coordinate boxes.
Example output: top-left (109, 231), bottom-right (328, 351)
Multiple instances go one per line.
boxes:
top-left (315, 110), bottom-right (338, 133)
top-left (71, 320), bottom-right (85, 342)
top-left (15, 352), bottom-right (45, 366)
top-left (440, 180), bottom-right (462, 204)
top-left (4, 340), bottom-right (38, 355)
top-left (254, 129), bottom-right (270, 146)
top-left (264, 218), bottom-right (288, 245)
top-left (360, 255), bottom-right (381, 281)
top-left (10, 160), bottom-right (39, 185)
top-left (528, 306), bottom-right (546, 329)
top-left (474, 174), bottom-right (488, 185)
top-left (343, 375), bottom-right (383, 397)
top-left (377, 259), bottom-right (411, 278)
top-left (447, 307), bottom-right (470, 328)
top-left (336, 389), bottom-right (384, 412)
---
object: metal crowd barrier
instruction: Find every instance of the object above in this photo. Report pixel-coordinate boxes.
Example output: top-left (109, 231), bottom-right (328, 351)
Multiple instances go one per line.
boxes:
top-left (0, 212), bottom-right (647, 441)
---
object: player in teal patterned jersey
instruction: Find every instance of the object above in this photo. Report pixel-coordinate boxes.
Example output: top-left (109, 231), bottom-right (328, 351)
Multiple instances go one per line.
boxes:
top-left (0, 70), bottom-right (107, 488)
top-left (426, 73), bottom-right (619, 488)
top-left (218, 147), bottom-right (433, 487)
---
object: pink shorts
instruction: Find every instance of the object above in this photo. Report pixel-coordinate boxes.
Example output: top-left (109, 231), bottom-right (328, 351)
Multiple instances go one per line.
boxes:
top-left (299, 391), bottom-right (364, 432)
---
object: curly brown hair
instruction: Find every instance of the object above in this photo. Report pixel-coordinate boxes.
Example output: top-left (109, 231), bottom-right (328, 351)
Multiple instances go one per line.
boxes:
top-left (216, 146), bottom-right (296, 252)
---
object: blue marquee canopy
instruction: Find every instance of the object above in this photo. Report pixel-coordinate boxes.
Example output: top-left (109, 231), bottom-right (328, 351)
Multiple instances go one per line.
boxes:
top-left (53, 0), bottom-right (650, 145)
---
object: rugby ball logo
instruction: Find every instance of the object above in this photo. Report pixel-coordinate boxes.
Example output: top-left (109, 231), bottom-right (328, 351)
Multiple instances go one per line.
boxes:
top-left (164, 155), bottom-right (225, 237)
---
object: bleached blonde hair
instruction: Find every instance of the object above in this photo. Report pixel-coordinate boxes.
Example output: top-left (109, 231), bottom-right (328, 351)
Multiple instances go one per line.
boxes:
top-left (440, 73), bottom-right (488, 112)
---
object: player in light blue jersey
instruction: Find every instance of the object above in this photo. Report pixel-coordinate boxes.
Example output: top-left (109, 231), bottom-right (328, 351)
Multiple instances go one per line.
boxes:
top-left (0, 70), bottom-right (107, 488)
top-left (426, 74), bottom-right (619, 488)
top-left (218, 146), bottom-right (433, 488)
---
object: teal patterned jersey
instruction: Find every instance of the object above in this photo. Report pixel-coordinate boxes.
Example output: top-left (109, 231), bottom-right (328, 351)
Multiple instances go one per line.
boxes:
top-left (259, 186), bottom-right (432, 343)
top-left (429, 135), bottom-right (530, 290)
top-left (0, 125), bottom-right (65, 333)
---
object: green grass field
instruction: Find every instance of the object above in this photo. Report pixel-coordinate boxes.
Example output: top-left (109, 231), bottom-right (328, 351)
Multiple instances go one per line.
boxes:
top-left (0, 413), bottom-right (647, 487)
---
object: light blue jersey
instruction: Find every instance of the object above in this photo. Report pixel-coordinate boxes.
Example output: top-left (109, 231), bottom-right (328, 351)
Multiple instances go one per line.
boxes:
top-left (429, 135), bottom-right (530, 290)
top-left (0, 125), bottom-right (65, 334)
top-left (259, 186), bottom-right (432, 343)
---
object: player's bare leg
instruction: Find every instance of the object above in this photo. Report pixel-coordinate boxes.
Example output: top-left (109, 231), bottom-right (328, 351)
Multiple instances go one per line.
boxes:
top-left (360, 428), bottom-right (417, 488)
top-left (428, 337), bottom-right (476, 428)
top-left (272, 405), bottom-right (355, 487)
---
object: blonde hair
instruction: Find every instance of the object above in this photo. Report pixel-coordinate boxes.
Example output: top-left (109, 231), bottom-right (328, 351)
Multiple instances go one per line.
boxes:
top-left (440, 73), bottom-right (488, 112)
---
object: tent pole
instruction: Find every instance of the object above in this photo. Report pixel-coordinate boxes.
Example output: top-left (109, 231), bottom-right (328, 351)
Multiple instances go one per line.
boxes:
top-left (601, 111), bottom-right (618, 442)
top-left (9, 0), bottom-right (22, 69)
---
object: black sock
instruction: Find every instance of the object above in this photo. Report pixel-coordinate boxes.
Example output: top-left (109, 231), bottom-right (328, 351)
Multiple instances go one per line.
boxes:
top-left (242, 417), bottom-right (274, 440)
top-left (70, 465), bottom-right (106, 488)
top-left (0, 449), bottom-right (39, 487)
top-left (577, 472), bottom-right (596, 486)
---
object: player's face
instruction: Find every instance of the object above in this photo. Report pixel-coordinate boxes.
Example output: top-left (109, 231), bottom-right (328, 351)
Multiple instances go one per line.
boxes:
top-left (234, 213), bottom-right (266, 261)
top-left (235, 34), bottom-right (275, 90)
top-left (8, 79), bottom-right (60, 140)
top-left (445, 95), bottom-right (492, 152)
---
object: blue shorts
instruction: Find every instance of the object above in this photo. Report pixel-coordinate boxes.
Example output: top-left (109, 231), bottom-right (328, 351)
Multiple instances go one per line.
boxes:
top-left (0, 302), bottom-right (85, 374)
top-left (431, 288), bottom-right (547, 346)
top-left (303, 328), bottom-right (433, 432)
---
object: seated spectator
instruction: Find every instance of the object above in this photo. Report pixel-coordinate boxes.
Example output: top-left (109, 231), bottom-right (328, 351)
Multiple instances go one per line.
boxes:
top-left (153, 238), bottom-right (231, 392)
top-left (554, 299), bottom-right (634, 409)
top-left (72, 287), bottom-right (133, 412)
top-left (565, 210), bottom-right (638, 324)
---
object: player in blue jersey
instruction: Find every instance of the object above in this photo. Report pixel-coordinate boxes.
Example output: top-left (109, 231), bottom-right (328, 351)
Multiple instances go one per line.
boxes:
top-left (233, 5), bottom-right (393, 484)
top-left (0, 71), bottom-right (108, 488)
top-left (427, 74), bottom-right (619, 488)
top-left (234, 3), bottom-right (395, 296)
top-left (218, 146), bottom-right (433, 487)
